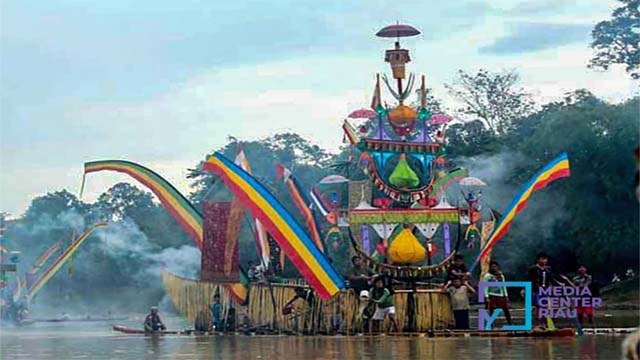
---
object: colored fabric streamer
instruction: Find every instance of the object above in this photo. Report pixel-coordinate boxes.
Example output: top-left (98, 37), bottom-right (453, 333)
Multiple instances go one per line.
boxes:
top-left (479, 220), bottom-right (495, 280)
top-left (27, 222), bottom-right (107, 300)
top-left (443, 222), bottom-right (451, 256)
top-left (472, 153), bottom-right (571, 270)
top-left (84, 160), bottom-right (203, 249)
top-left (277, 163), bottom-right (325, 252)
top-left (28, 243), bottom-right (61, 275)
top-left (224, 201), bottom-right (243, 277)
top-left (226, 268), bottom-right (250, 305)
top-left (361, 225), bottom-right (370, 255)
top-left (254, 220), bottom-right (270, 268)
top-left (310, 187), bottom-right (336, 225)
top-left (235, 148), bottom-right (270, 268)
top-left (204, 153), bottom-right (345, 299)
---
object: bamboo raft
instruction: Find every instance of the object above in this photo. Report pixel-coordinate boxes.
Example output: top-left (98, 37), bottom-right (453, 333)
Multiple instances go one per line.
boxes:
top-left (164, 271), bottom-right (458, 334)
top-left (162, 271), bottom-right (582, 338)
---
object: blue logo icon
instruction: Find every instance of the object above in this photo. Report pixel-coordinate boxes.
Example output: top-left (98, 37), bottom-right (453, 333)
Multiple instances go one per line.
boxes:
top-left (477, 281), bottom-right (532, 331)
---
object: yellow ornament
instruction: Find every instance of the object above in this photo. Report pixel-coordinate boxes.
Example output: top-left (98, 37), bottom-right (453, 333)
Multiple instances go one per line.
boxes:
top-left (388, 228), bottom-right (426, 264)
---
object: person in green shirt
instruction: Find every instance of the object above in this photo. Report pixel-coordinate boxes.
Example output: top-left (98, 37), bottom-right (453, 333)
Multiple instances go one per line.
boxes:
top-left (482, 261), bottom-right (512, 326)
top-left (369, 277), bottom-right (398, 333)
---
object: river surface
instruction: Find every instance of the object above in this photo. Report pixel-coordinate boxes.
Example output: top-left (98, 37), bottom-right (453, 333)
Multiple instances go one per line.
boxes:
top-left (0, 317), bottom-right (630, 359)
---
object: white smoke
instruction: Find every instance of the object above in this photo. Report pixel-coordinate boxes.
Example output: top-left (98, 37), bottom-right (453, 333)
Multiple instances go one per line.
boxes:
top-left (454, 151), bottom-right (569, 251)
top-left (97, 220), bottom-right (201, 281)
top-left (25, 209), bottom-right (86, 235)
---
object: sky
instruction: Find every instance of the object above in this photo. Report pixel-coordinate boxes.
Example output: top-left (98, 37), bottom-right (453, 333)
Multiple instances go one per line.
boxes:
top-left (1, 0), bottom-right (636, 216)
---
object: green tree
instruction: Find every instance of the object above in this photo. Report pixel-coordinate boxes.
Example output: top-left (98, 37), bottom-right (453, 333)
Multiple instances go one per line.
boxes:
top-left (446, 120), bottom-right (501, 157)
top-left (503, 92), bottom-right (639, 276)
top-left (94, 183), bottom-right (156, 222)
top-left (93, 182), bottom-right (191, 248)
top-left (589, 0), bottom-right (640, 79)
top-left (23, 190), bottom-right (89, 224)
top-left (446, 69), bottom-right (535, 136)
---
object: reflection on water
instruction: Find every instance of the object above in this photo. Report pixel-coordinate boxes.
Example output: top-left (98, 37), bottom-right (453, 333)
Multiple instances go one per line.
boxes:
top-left (0, 321), bottom-right (627, 360)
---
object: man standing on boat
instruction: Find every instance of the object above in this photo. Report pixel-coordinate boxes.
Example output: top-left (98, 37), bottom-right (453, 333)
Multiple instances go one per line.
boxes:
top-left (526, 252), bottom-right (563, 327)
top-left (570, 264), bottom-right (596, 327)
top-left (482, 261), bottom-right (512, 326)
top-left (345, 255), bottom-right (374, 293)
top-left (210, 294), bottom-right (223, 331)
top-left (370, 276), bottom-right (398, 333)
top-left (144, 306), bottom-right (166, 332)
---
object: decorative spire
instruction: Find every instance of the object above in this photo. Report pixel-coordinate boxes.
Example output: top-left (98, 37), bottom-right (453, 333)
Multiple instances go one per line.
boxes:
top-left (370, 73), bottom-right (381, 110)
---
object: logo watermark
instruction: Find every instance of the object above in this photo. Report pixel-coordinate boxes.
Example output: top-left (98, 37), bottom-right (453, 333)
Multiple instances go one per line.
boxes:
top-left (477, 282), bottom-right (603, 331)
top-left (478, 281), bottom-right (532, 331)
top-left (537, 286), bottom-right (602, 319)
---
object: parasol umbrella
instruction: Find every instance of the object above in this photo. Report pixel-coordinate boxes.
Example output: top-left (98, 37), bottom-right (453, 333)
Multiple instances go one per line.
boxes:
top-left (459, 176), bottom-right (487, 187)
top-left (348, 108), bottom-right (377, 119)
top-left (376, 24), bottom-right (421, 38)
top-left (427, 114), bottom-right (453, 125)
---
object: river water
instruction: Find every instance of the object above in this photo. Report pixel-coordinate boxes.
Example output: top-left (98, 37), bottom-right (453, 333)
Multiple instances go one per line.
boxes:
top-left (0, 317), bottom-right (630, 359)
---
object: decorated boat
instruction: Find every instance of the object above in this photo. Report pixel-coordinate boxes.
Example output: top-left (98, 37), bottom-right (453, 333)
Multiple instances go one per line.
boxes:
top-left (82, 23), bottom-right (572, 337)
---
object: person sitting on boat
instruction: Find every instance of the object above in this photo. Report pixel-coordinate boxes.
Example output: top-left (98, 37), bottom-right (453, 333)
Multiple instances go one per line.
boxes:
top-left (526, 252), bottom-right (564, 327)
top-left (447, 254), bottom-right (471, 282)
top-left (144, 306), bottom-right (166, 332)
top-left (210, 294), bottom-right (222, 331)
top-left (369, 276), bottom-right (398, 333)
top-left (444, 277), bottom-right (475, 330)
top-left (482, 261), bottom-right (512, 326)
top-left (345, 255), bottom-right (374, 293)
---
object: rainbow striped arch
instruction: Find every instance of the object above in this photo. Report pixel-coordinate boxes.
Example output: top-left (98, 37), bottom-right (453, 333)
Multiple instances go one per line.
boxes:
top-left (472, 152), bottom-right (571, 269)
top-left (204, 153), bottom-right (345, 299)
top-left (27, 222), bottom-right (108, 300)
top-left (84, 159), bottom-right (249, 304)
top-left (84, 160), bottom-right (203, 249)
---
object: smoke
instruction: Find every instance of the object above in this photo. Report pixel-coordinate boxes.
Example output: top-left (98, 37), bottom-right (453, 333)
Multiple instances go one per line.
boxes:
top-left (151, 246), bottom-right (200, 279)
top-left (455, 151), bottom-right (525, 211)
top-left (25, 209), bottom-right (86, 236)
top-left (7, 208), bottom-right (200, 317)
top-left (97, 220), bottom-right (201, 281)
top-left (453, 151), bottom-right (569, 267)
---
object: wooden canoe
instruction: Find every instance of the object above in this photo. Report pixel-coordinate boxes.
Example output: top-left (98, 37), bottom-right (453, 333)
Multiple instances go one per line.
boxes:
top-left (113, 325), bottom-right (184, 335)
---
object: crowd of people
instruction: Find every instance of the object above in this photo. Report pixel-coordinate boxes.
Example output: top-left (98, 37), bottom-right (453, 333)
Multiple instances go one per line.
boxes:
top-left (134, 252), bottom-right (624, 335)
top-left (344, 252), bottom-right (604, 332)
